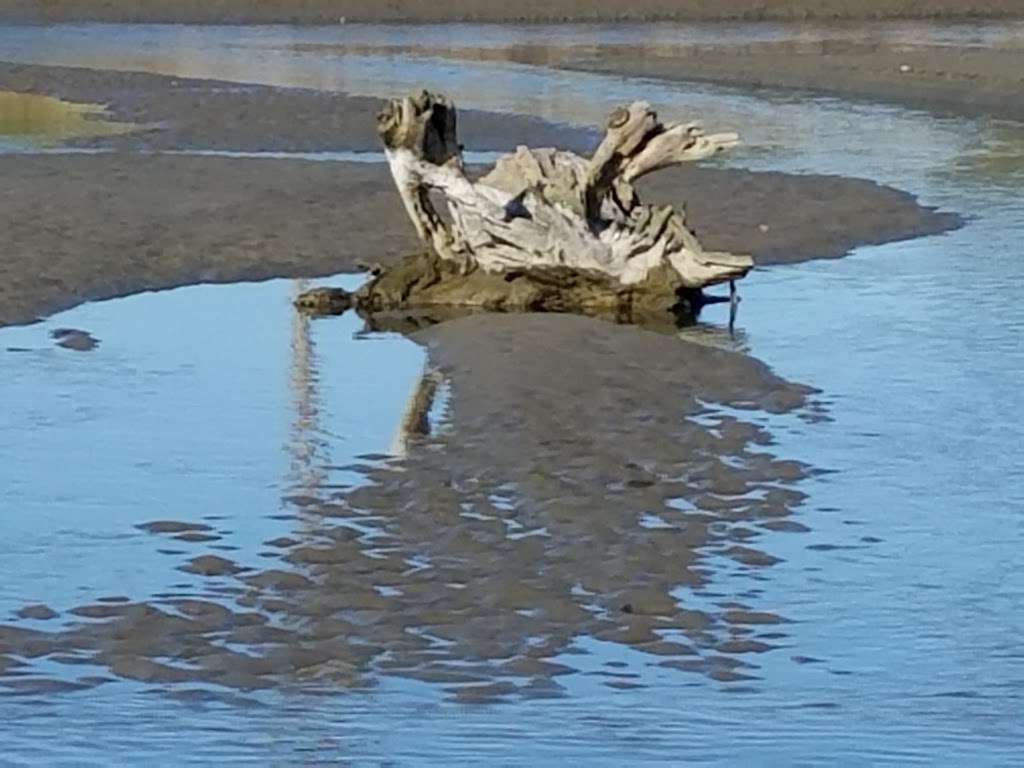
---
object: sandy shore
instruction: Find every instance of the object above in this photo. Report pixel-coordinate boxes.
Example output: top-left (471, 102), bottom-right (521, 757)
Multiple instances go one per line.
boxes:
top-left (0, 154), bottom-right (959, 328)
top-left (1, 62), bottom-right (836, 688)
top-left (0, 66), bottom-right (959, 327)
top-left (1, 0), bottom-right (1021, 24)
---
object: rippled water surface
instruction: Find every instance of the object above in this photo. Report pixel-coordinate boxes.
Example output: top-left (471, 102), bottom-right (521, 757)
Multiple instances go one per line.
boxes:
top-left (1, 22), bottom-right (1023, 766)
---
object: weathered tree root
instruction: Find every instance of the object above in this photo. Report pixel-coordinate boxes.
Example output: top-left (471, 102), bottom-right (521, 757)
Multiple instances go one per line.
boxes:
top-left (357, 251), bottom-right (694, 317)
top-left (300, 90), bottom-right (752, 328)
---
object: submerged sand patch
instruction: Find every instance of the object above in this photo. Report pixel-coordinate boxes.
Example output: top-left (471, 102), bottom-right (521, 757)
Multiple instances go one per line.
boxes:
top-left (1, 0), bottom-right (1022, 24)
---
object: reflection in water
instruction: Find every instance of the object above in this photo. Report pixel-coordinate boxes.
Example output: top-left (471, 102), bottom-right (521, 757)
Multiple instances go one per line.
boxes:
top-left (330, 289), bottom-right (749, 353)
top-left (0, 309), bottom-right (818, 699)
top-left (388, 364), bottom-right (446, 458)
top-left (1, 21), bottom-right (1020, 762)
top-left (0, 90), bottom-right (135, 146)
top-left (286, 279), bottom-right (328, 497)
top-left (268, 313), bottom-right (816, 696)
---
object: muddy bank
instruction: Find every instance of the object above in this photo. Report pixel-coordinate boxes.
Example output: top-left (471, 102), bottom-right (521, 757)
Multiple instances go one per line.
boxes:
top-left (0, 66), bottom-right (959, 327)
top-left (0, 153), bottom-right (959, 327)
top-left (0, 155), bottom-right (405, 327)
top-left (0, 62), bottom-right (591, 153)
top-left (1, 0), bottom-right (1021, 24)
top-left (640, 166), bottom-right (959, 265)
top-left (0, 311), bottom-right (822, 695)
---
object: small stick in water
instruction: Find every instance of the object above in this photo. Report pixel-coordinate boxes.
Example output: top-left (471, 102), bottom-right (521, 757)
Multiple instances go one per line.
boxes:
top-left (728, 280), bottom-right (740, 334)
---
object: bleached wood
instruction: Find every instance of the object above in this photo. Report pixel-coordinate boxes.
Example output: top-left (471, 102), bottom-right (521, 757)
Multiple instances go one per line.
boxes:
top-left (376, 91), bottom-right (752, 289)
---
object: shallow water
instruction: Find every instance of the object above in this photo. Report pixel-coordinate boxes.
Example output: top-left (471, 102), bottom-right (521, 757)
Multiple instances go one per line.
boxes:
top-left (1, 22), bottom-right (1024, 766)
top-left (3, 22), bottom-right (1023, 189)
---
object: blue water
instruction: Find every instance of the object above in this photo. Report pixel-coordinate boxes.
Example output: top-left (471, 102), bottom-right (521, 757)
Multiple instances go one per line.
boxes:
top-left (1, 23), bottom-right (1023, 766)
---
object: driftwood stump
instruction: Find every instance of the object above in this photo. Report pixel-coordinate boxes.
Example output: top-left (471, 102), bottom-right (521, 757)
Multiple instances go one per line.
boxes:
top-left (300, 90), bottom-right (752, 325)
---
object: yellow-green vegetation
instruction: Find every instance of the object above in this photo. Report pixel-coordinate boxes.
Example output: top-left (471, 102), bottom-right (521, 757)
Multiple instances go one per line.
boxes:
top-left (0, 91), bottom-right (135, 145)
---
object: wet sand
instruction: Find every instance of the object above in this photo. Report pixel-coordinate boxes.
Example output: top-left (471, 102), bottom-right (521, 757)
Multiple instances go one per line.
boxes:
top-left (0, 153), bottom-right (959, 327)
top-left (1, 0), bottom-right (1021, 24)
top-left (0, 59), bottom-right (943, 690)
top-left (0, 65), bottom-right (959, 326)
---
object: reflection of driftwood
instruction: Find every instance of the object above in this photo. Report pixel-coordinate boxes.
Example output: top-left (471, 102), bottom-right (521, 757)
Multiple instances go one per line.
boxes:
top-left (389, 364), bottom-right (445, 458)
top-left (299, 90), bottom-right (752, 324)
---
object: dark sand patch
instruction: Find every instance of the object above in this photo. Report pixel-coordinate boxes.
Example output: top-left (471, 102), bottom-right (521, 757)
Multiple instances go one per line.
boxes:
top-left (639, 166), bottom-right (959, 266)
top-left (69, 603), bottom-right (142, 619)
top-left (173, 532), bottom-right (222, 543)
top-left (1, 0), bottom-right (1021, 24)
top-left (14, 605), bottom-right (58, 621)
top-left (722, 608), bottom-right (787, 625)
top-left (136, 520), bottom-right (214, 534)
top-left (0, 153), bottom-right (957, 328)
top-left (179, 555), bottom-right (245, 576)
top-left (263, 536), bottom-right (301, 549)
top-left (50, 328), bottom-right (98, 351)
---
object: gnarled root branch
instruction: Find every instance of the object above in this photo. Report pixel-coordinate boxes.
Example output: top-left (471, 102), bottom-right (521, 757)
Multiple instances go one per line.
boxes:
top-left (301, 91), bottom-right (752, 328)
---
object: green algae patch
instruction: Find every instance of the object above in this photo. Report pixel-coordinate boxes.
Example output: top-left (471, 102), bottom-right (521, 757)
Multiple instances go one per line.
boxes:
top-left (0, 90), bottom-right (136, 146)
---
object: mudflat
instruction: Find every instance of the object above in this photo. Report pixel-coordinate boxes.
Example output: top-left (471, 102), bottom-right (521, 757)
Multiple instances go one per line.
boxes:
top-left (0, 55), bottom-right (840, 688)
top-left (0, 8), bottom-right (1012, 718)
top-left (0, 66), bottom-right (959, 327)
top-left (1, 0), bottom-right (1021, 23)
top-left (0, 151), bottom-right (957, 327)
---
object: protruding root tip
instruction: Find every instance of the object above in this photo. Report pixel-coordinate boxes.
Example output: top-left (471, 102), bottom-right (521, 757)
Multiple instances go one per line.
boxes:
top-left (294, 287), bottom-right (353, 316)
top-left (728, 280), bottom-right (740, 334)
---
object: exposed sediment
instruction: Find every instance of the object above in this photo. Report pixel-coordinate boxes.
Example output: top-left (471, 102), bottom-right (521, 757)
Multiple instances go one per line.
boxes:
top-left (0, 153), bottom-right (960, 328)
top-left (1, 0), bottom-right (1021, 24)
top-left (0, 66), bottom-right (960, 328)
